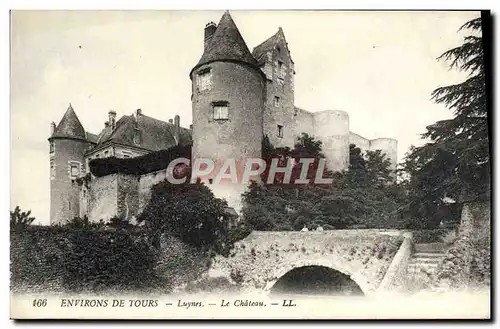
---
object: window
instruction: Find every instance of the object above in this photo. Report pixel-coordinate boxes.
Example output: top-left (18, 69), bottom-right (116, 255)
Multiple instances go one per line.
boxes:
top-left (277, 60), bottom-right (285, 82)
top-left (274, 96), bottom-right (280, 107)
top-left (104, 150), bottom-right (109, 157)
top-left (197, 69), bottom-right (212, 91)
top-left (50, 159), bottom-right (55, 180)
top-left (133, 128), bottom-right (141, 144)
top-left (70, 164), bottom-right (79, 178)
top-left (49, 141), bottom-right (55, 154)
top-left (277, 125), bottom-right (283, 138)
top-left (213, 102), bottom-right (229, 120)
top-left (122, 151), bottom-right (132, 159)
top-left (95, 154), bottom-right (100, 159)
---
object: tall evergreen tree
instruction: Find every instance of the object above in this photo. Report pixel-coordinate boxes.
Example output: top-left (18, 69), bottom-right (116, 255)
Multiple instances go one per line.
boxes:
top-left (401, 16), bottom-right (489, 226)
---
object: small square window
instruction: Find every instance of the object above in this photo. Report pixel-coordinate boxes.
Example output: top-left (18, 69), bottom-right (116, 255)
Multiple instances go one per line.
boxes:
top-left (213, 102), bottom-right (229, 120)
top-left (123, 151), bottom-right (132, 159)
top-left (197, 69), bottom-right (212, 91)
top-left (277, 125), bottom-right (283, 138)
top-left (70, 164), bottom-right (79, 178)
top-left (104, 150), bottom-right (109, 157)
top-left (274, 96), bottom-right (280, 107)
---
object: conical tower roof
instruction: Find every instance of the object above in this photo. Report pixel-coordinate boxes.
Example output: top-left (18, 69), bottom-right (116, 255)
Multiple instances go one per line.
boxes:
top-left (191, 11), bottom-right (258, 77)
top-left (50, 103), bottom-right (86, 140)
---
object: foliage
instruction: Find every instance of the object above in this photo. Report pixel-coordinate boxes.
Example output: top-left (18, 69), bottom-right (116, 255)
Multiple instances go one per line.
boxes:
top-left (63, 216), bottom-right (106, 230)
top-left (441, 230), bottom-right (458, 245)
top-left (137, 179), bottom-right (230, 255)
top-left (399, 16), bottom-right (489, 228)
top-left (242, 133), bottom-right (404, 230)
top-left (434, 220), bottom-right (490, 289)
top-left (10, 206), bottom-right (36, 228)
top-left (10, 225), bottom-right (162, 293)
top-left (89, 144), bottom-right (191, 177)
top-left (63, 229), bottom-right (160, 292)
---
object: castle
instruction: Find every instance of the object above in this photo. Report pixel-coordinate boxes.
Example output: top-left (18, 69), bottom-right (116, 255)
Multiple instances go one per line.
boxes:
top-left (48, 11), bottom-right (397, 225)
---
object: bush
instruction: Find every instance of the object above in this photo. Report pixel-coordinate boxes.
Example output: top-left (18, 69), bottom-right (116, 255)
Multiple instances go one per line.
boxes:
top-left (62, 228), bottom-right (160, 292)
top-left (138, 179), bottom-right (229, 254)
top-left (434, 220), bottom-right (490, 289)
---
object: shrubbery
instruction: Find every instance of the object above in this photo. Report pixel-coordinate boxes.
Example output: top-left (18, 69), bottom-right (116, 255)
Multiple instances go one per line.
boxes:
top-left (10, 225), bottom-right (162, 293)
top-left (433, 220), bottom-right (490, 290)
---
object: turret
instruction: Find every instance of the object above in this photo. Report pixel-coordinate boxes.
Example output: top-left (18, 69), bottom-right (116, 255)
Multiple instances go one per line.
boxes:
top-left (190, 11), bottom-right (265, 212)
top-left (313, 110), bottom-right (350, 172)
top-left (48, 103), bottom-right (89, 225)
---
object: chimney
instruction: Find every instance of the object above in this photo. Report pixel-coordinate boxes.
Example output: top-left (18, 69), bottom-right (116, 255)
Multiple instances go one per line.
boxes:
top-left (204, 22), bottom-right (217, 49)
top-left (50, 122), bottom-right (56, 134)
top-left (136, 109), bottom-right (142, 116)
top-left (174, 115), bottom-right (180, 145)
top-left (108, 111), bottom-right (116, 129)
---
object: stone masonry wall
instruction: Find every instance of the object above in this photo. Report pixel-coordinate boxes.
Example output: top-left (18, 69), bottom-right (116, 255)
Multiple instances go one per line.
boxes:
top-left (209, 230), bottom-right (405, 295)
top-left (88, 174), bottom-right (118, 222)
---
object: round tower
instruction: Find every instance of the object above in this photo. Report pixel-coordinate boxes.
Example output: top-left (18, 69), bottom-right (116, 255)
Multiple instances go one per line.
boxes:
top-left (190, 11), bottom-right (265, 212)
top-left (369, 138), bottom-right (398, 172)
top-left (312, 110), bottom-right (350, 172)
top-left (49, 104), bottom-right (89, 225)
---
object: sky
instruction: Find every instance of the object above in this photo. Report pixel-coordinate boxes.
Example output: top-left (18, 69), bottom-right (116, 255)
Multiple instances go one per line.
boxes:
top-left (10, 10), bottom-right (480, 224)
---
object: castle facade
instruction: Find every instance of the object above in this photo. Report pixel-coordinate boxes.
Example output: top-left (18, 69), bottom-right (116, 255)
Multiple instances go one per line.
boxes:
top-left (48, 11), bottom-right (397, 225)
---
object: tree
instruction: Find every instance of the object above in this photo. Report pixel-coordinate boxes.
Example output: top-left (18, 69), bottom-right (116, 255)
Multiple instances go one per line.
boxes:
top-left (10, 206), bottom-right (35, 228)
top-left (320, 144), bottom-right (404, 229)
top-left (242, 136), bottom-right (404, 231)
top-left (400, 16), bottom-right (489, 227)
top-left (137, 180), bottom-right (229, 253)
top-left (242, 133), bottom-right (329, 231)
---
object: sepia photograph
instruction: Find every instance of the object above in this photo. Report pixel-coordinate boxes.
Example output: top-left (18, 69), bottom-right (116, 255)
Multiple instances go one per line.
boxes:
top-left (9, 9), bottom-right (491, 320)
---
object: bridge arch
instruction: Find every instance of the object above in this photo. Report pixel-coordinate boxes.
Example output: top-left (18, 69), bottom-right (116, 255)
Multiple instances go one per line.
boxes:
top-left (263, 258), bottom-right (372, 295)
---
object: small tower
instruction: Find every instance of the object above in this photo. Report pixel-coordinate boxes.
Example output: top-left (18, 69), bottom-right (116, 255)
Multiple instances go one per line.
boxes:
top-left (48, 103), bottom-right (89, 225)
top-left (190, 11), bottom-right (265, 212)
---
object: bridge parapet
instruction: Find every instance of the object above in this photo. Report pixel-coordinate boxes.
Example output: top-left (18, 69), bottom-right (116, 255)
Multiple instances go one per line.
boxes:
top-left (210, 229), bottom-right (407, 295)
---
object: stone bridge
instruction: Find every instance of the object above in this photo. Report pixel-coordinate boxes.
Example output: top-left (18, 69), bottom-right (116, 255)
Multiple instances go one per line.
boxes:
top-left (209, 229), bottom-right (412, 296)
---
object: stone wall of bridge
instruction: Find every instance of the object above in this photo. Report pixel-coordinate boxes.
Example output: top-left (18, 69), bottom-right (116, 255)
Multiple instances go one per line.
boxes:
top-left (209, 230), bottom-right (407, 295)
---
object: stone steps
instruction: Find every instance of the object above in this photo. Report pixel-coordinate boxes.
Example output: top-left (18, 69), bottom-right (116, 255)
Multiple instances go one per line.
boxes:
top-left (407, 242), bottom-right (447, 276)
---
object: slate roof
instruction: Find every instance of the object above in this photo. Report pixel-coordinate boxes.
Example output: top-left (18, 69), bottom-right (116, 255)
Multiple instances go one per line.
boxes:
top-left (95, 113), bottom-right (192, 152)
top-left (50, 104), bottom-right (87, 140)
top-left (252, 31), bottom-right (280, 64)
top-left (252, 28), bottom-right (294, 65)
top-left (191, 11), bottom-right (258, 76)
top-left (86, 132), bottom-right (99, 144)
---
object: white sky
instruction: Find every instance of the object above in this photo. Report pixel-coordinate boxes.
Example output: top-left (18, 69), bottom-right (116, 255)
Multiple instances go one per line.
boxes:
top-left (10, 10), bottom-right (480, 224)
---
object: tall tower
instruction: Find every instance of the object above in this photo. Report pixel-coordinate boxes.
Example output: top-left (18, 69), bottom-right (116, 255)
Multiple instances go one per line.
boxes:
top-left (48, 104), bottom-right (89, 225)
top-left (190, 11), bottom-right (265, 212)
top-left (252, 27), bottom-right (296, 149)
